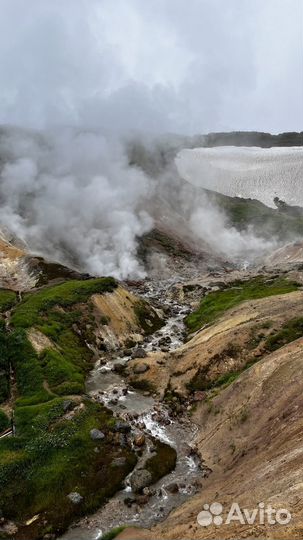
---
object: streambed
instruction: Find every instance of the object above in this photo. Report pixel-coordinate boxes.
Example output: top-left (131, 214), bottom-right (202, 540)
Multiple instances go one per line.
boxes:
top-left (60, 280), bottom-right (204, 540)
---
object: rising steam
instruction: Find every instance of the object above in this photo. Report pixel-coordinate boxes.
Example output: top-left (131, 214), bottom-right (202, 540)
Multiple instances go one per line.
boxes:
top-left (0, 127), bottom-right (288, 278)
top-left (0, 127), bottom-right (153, 278)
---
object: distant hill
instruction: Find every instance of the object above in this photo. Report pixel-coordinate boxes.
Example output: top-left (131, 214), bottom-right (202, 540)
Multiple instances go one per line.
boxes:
top-left (190, 130), bottom-right (303, 148)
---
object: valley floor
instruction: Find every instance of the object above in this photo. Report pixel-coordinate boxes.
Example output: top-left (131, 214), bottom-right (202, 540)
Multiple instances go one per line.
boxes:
top-left (0, 235), bottom-right (303, 540)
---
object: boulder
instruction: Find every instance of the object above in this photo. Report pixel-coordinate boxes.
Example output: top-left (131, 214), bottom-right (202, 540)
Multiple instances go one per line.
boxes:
top-left (114, 421), bottom-right (131, 433)
top-left (67, 492), bottom-right (83, 504)
top-left (90, 428), bottom-right (105, 441)
top-left (133, 363), bottom-right (149, 374)
top-left (134, 434), bottom-right (145, 447)
top-left (158, 336), bottom-right (171, 346)
top-left (100, 367), bottom-right (109, 374)
top-left (130, 469), bottom-right (153, 493)
top-left (62, 400), bottom-right (73, 412)
top-left (113, 362), bottom-right (125, 373)
top-left (131, 348), bottom-right (147, 359)
top-left (135, 494), bottom-right (150, 505)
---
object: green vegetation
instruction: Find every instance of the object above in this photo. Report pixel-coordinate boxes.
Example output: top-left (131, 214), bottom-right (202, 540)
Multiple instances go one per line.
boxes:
top-left (0, 409), bottom-right (9, 432)
top-left (187, 315), bottom-right (303, 395)
top-left (1, 277), bottom-right (117, 406)
top-left (185, 276), bottom-right (300, 332)
top-left (0, 400), bottom-right (136, 538)
top-left (0, 276), bottom-right (139, 537)
top-left (145, 438), bottom-right (177, 484)
top-left (134, 299), bottom-right (164, 335)
top-left (0, 288), bottom-right (17, 311)
top-left (210, 192), bottom-right (303, 240)
top-left (188, 358), bottom-right (258, 394)
top-left (41, 349), bottom-right (84, 395)
top-left (29, 257), bottom-right (86, 286)
top-left (0, 322), bottom-right (11, 403)
top-left (11, 277), bottom-right (116, 328)
top-left (265, 317), bottom-right (303, 352)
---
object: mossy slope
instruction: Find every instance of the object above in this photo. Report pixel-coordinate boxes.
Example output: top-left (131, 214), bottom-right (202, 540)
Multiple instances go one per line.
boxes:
top-left (185, 276), bottom-right (300, 332)
top-left (0, 277), bottom-right (138, 539)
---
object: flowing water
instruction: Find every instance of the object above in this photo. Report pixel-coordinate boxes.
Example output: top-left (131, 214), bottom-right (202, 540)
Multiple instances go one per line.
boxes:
top-left (60, 279), bottom-right (204, 540)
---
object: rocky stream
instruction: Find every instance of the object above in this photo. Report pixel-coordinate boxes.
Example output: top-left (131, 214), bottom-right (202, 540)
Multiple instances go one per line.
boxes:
top-left (60, 278), bottom-right (206, 540)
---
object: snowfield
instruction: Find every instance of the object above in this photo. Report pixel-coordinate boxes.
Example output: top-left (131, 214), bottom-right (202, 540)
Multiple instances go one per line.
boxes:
top-left (176, 146), bottom-right (303, 208)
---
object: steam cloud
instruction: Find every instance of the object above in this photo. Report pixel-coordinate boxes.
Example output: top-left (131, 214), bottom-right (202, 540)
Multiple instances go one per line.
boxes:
top-left (0, 128), bottom-right (154, 278)
top-left (0, 127), bottom-right (282, 278)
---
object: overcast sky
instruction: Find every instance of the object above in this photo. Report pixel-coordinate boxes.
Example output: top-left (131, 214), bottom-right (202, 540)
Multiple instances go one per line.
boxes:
top-left (0, 0), bottom-right (302, 134)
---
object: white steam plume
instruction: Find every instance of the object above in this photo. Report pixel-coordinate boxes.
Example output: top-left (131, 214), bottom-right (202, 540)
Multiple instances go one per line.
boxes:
top-left (189, 206), bottom-right (277, 261)
top-left (0, 128), bottom-right (291, 278)
top-left (0, 128), bottom-right (153, 278)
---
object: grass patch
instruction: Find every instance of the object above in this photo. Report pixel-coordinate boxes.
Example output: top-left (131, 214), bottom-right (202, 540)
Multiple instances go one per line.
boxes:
top-left (11, 277), bottom-right (117, 328)
top-left (265, 318), bottom-right (303, 352)
top-left (0, 321), bottom-right (11, 403)
top-left (0, 288), bottom-right (17, 312)
top-left (1, 400), bottom-right (137, 538)
top-left (0, 409), bottom-right (9, 432)
top-left (185, 276), bottom-right (300, 332)
top-left (41, 349), bottom-right (84, 394)
top-left (0, 276), bottom-right (139, 538)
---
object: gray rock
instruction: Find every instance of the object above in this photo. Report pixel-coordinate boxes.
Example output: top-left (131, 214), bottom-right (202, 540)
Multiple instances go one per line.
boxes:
top-left (158, 336), bottom-right (171, 346)
top-left (113, 362), bottom-right (125, 373)
top-left (62, 400), bottom-right (73, 412)
top-left (130, 469), bottom-right (153, 493)
top-left (90, 428), bottom-right (105, 441)
top-left (132, 348), bottom-right (147, 359)
top-left (67, 492), bottom-right (83, 504)
top-left (114, 421), bottom-right (131, 433)
top-left (133, 363), bottom-right (149, 374)
top-left (119, 433), bottom-right (128, 447)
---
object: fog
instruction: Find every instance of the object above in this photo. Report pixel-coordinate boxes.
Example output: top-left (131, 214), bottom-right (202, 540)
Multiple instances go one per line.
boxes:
top-left (0, 1), bottom-right (301, 277)
top-left (0, 0), bottom-right (301, 133)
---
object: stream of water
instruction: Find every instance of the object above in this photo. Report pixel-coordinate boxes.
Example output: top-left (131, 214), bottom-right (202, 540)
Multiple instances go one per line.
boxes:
top-left (60, 279), bottom-right (203, 540)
